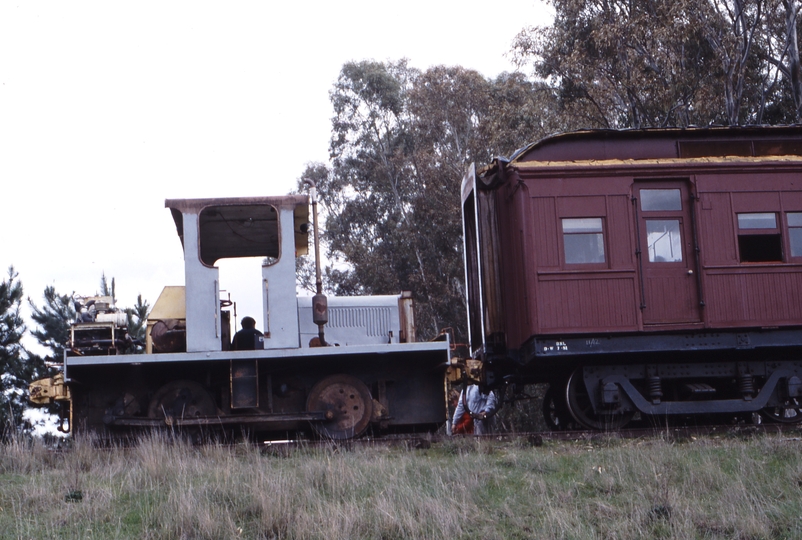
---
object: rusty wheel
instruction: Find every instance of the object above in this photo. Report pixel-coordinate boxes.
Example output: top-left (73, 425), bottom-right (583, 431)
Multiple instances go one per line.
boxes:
top-left (306, 374), bottom-right (373, 439)
top-left (147, 380), bottom-right (217, 421)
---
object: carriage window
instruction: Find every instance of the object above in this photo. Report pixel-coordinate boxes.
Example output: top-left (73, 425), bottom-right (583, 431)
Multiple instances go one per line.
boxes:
top-left (641, 189), bottom-right (682, 211)
top-left (738, 213), bottom-right (776, 229)
top-left (562, 218), bottom-right (605, 264)
top-left (737, 212), bottom-right (782, 262)
top-left (646, 219), bottom-right (683, 262)
top-left (788, 213), bottom-right (802, 257)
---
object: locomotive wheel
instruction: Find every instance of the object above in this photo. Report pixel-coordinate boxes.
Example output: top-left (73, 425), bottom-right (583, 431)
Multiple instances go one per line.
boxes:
top-left (542, 384), bottom-right (574, 431)
top-left (306, 374), bottom-right (373, 440)
top-left (147, 380), bottom-right (217, 420)
top-left (565, 369), bottom-right (634, 431)
top-left (761, 399), bottom-right (802, 424)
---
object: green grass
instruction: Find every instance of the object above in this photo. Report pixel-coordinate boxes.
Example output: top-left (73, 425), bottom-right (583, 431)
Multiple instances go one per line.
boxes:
top-left (1, 431), bottom-right (801, 539)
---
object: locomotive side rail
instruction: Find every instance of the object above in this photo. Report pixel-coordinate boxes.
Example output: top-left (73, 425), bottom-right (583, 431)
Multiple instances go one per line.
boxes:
top-left (63, 340), bottom-right (451, 367)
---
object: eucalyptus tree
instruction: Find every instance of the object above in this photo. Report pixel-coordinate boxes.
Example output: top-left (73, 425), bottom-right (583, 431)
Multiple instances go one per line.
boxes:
top-left (312, 61), bottom-right (550, 341)
top-left (512, 0), bottom-right (802, 127)
top-left (759, 0), bottom-right (802, 122)
top-left (512, 0), bottom-right (723, 128)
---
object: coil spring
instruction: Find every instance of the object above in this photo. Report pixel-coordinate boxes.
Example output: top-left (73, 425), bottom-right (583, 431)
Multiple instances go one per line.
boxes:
top-left (647, 375), bottom-right (662, 401)
top-left (738, 373), bottom-right (755, 396)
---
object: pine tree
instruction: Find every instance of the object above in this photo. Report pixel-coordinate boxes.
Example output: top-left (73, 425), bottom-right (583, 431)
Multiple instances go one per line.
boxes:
top-left (125, 294), bottom-right (150, 353)
top-left (28, 286), bottom-right (75, 362)
top-left (99, 272), bottom-right (116, 301)
top-left (1, 267), bottom-right (47, 439)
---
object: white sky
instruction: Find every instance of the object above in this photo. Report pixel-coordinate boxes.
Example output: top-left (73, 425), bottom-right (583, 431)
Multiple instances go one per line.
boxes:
top-left (1, 1), bottom-right (552, 343)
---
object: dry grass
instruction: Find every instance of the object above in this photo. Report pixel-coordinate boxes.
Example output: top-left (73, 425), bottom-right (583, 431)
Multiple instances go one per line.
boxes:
top-left (1, 431), bottom-right (801, 539)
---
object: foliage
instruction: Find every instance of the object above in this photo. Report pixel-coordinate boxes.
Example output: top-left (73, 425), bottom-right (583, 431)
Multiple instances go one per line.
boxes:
top-left (99, 272), bottom-right (116, 301)
top-left (493, 384), bottom-right (550, 433)
top-left (309, 61), bottom-right (554, 341)
top-left (760, 0), bottom-right (802, 122)
top-left (511, 0), bottom-right (802, 127)
top-left (28, 275), bottom-right (149, 358)
top-left (28, 286), bottom-right (74, 363)
top-left (512, 0), bottom-right (723, 127)
top-left (0, 268), bottom-right (47, 439)
top-left (124, 294), bottom-right (150, 354)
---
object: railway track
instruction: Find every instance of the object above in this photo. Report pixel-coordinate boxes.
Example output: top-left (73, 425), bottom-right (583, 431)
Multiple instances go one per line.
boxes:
top-left (258, 422), bottom-right (802, 452)
top-left (38, 421), bottom-right (801, 454)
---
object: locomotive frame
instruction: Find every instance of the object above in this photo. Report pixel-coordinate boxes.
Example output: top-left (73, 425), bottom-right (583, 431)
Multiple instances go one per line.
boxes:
top-left (463, 126), bottom-right (802, 429)
top-left (31, 194), bottom-right (450, 439)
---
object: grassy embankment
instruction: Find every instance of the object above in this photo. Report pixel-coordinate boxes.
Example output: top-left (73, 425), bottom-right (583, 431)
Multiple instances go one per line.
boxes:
top-left (1, 430), bottom-right (801, 539)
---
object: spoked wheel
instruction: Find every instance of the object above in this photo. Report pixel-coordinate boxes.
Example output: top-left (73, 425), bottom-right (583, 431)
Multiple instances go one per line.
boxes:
top-left (147, 380), bottom-right (217, 421)
top-left (761, 399), bottom-right (802, 424)
top-left (542, 384), bottom-right (574, 431)
top-left (306, 374), bottom-right (373, 440)
top-left (565, 368), bottom-right (634, 431)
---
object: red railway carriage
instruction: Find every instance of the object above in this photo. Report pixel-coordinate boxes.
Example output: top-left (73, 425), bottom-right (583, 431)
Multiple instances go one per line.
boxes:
top-left (463, 126), bottom-right (802, 429)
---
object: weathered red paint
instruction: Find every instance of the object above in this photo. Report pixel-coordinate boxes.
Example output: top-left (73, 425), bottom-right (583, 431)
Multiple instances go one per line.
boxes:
top-left (464, 127), bottom-right (802, 354)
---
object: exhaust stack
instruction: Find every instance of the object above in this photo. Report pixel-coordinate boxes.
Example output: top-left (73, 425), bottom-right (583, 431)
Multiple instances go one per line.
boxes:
top-left (304, 179), bottom-right (328, 346)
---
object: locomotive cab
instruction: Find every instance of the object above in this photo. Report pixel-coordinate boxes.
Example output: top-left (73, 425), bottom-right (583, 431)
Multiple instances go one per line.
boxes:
top-left (165, 196), bottom-right (308, 352)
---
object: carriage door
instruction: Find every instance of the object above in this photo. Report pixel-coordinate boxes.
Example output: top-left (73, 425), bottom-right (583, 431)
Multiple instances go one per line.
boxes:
top-left (635, 181), bottom-right (701, 325)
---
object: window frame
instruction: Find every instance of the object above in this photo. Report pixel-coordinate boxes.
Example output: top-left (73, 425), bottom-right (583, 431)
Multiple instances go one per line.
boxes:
top-left (735, 211), bottom-right (784, 263)
top-left (560, 216), bottom-right (608, 267)
top-left (640, 188), bottom-right (683, 212)
top-left (787, 212), bottom-right (802, 259)
top-left (644, 218), bottom-right (685, 264)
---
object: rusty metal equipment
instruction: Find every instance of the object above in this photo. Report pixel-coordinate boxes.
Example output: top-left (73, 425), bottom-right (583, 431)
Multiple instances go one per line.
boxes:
top-left (29, 372), bottom-right (72, 433)
top-left (70, 295), bottom-right (131, 356)
top-left (306, 374), bottom-right (374, 439)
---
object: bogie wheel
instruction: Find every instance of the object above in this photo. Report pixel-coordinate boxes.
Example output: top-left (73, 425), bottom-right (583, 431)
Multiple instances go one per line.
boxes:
top-left (542, 384), bottom-right (574, 431)
top-left (307, 374), bottom-right (373, 440)
top-left (147, 380), bottom-right (217, 420)
top-left (566, 368), bottom-right (634, 431)
top-left (761, 399), bottom-right (802, 424)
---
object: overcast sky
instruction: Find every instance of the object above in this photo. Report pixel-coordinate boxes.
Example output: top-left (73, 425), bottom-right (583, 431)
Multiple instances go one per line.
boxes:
top-left (1, 1), bottom-right (552, 341)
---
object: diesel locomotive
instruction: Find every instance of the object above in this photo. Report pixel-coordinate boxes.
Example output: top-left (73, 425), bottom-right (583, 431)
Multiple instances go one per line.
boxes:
top-left (30, 190), bottom-right (451, 439)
